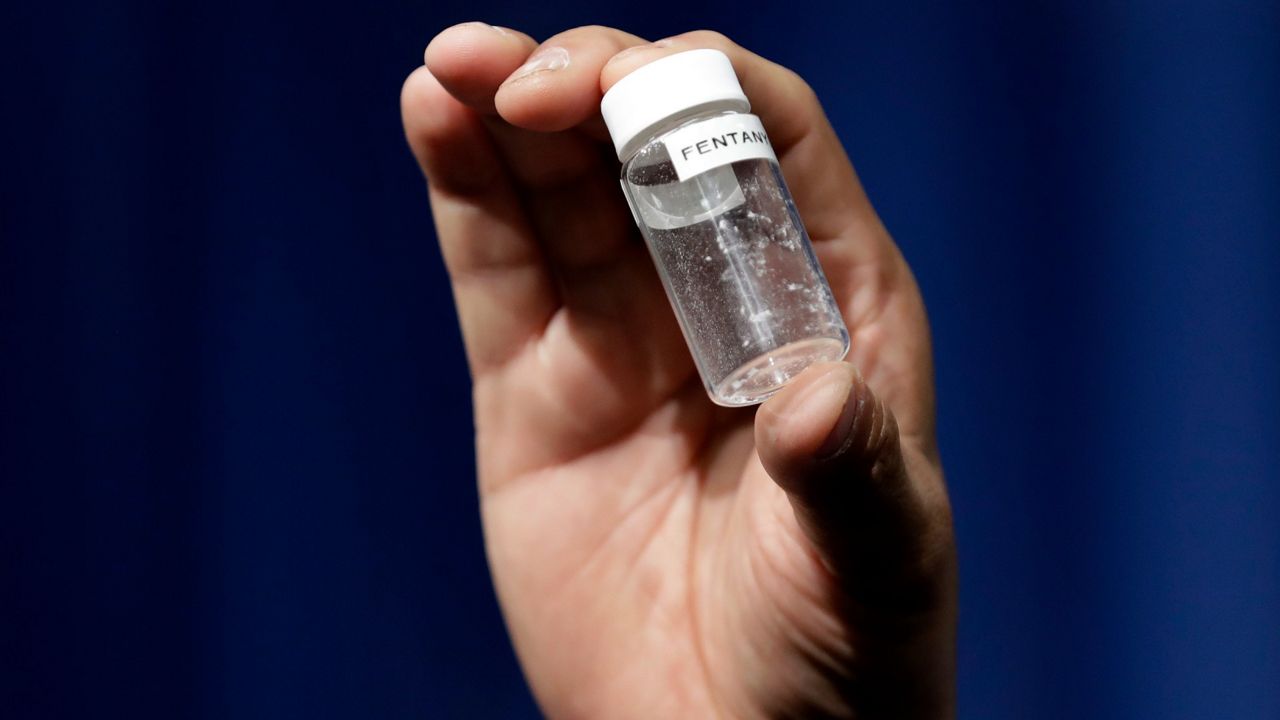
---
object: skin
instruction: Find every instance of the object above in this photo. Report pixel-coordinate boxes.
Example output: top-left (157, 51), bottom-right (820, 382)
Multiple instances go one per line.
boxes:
top-left (401, 23), bottom-right (957, 720)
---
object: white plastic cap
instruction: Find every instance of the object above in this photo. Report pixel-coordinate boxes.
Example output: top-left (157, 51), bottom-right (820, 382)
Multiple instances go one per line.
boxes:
top-left (600, 49), bottom-right (750, 159)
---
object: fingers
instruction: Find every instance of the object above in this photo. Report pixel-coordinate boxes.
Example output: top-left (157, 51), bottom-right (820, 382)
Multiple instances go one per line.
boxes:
top-left (407, 23), bottom-right (665, 376)
top-left (400, 65), bottom-right (558, 372)
top-left (495, 26), bottom-right (648, 132)
top-left (423, 22), bottom-right (538, 112)
top-left (425, 24), bottom-right (646, 272)
top-left (410, 22), bottom-right (929, 402)
top-left (425, 23), bottom-right (597, 188)
top-left (427, 24), bottom-right (645, 190)
top-left (754, 363), bottom-right (954, 613)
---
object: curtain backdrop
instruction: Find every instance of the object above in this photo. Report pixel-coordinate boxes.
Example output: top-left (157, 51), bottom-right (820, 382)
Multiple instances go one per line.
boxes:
top-left (2, 1), bottom-right (1277, 717)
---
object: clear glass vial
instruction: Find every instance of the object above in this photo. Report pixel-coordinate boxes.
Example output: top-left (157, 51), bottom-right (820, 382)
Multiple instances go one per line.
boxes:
top-left (601, 49), bottom-right (850, 406)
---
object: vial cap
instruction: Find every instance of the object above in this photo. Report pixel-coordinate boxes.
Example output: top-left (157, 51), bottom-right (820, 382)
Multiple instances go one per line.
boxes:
top-left (600, 49), bottom-right (750, 159)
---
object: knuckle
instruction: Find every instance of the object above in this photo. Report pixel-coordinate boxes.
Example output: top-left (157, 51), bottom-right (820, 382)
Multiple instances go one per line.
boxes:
top-left (787, 69), bottom-right (821, 104)
top-left (771, 63), bottom-right (824, 120)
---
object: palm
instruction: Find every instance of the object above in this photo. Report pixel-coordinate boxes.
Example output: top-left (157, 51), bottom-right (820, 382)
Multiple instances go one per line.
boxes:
top-left (405, 23), bottom-right (953, 719)
top-left (473, 172), bottom-right (934, 718)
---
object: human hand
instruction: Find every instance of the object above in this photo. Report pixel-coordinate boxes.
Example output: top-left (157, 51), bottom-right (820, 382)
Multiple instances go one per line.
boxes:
top-left (402, 23), bottom-right (956, 719)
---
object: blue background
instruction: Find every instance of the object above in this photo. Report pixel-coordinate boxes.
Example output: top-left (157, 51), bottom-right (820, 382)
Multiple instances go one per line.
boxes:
top-left (2, 0), bottom-right (1277, 717)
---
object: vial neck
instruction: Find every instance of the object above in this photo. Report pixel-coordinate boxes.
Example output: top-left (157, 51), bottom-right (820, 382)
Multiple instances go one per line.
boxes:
top-left (619, 99), bottom-right (750, 162)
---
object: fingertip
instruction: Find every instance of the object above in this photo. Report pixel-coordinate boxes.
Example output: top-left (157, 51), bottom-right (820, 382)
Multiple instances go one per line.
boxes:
top-left (599, 42), bottom-right (675, 93)
top-left (424, 21), bottom-right (536, 112)
top-left (424, 21), bottom-right (509, 73)
top-left (494, 26), bottom-right (647, 132)
top-left (755, 362), bottom-right (858, 490)
top-left (600, 30), bottom-right (743, 93)
top-left (494, 45), bottom-right (590, 131)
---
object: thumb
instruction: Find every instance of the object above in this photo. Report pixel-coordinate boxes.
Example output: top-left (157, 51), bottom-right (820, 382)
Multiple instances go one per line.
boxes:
top-left (754, 362), bottom-right (952, 614)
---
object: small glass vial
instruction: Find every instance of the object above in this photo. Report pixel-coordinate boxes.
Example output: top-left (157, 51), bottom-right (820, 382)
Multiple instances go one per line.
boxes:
top-left (601, 49), bottom-right (850, 406)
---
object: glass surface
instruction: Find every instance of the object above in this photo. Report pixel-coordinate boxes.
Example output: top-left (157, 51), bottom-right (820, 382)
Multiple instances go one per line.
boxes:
top-left (623, 126), bottom-right (850, 406)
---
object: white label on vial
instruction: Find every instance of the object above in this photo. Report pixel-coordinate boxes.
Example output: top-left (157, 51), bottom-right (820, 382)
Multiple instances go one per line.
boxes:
top-left (662, 114), bottom-right (778, 182)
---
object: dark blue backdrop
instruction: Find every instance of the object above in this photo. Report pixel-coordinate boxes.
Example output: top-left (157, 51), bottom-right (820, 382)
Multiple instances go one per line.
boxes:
top-left (2, 0), bottom-right (1277, 717)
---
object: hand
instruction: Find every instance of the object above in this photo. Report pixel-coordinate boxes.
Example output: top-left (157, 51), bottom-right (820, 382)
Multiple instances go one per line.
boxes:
top-left (402, 23), bottom-right (956, 719)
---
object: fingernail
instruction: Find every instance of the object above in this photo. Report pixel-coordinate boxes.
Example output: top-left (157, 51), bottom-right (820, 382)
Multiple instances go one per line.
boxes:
top-left (488, 24), bottom-right (512, 36)
top-left (509, 46), bottom-right (570, 82)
